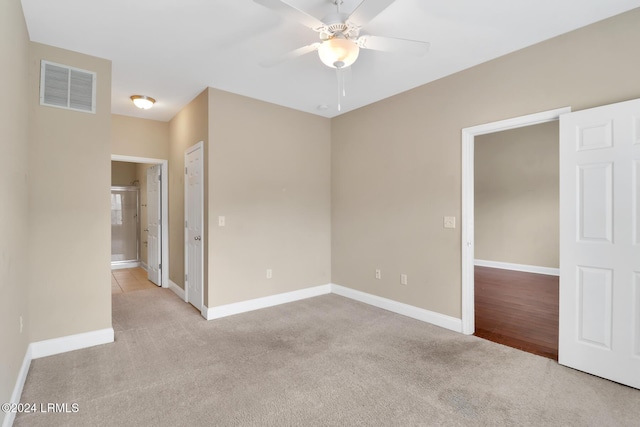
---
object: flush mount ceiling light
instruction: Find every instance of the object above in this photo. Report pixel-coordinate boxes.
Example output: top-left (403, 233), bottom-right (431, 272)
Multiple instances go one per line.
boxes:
top-left (130, 95), bottom-right (156, 109)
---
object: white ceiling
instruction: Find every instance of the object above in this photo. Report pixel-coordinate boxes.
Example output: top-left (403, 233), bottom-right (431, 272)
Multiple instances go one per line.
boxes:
top-left (21, 0), bottom-right (640, 122)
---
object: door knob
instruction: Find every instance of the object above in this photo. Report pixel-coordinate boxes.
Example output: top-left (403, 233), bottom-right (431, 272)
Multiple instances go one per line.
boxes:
top-left (194, 236), bottom-right (201, 241)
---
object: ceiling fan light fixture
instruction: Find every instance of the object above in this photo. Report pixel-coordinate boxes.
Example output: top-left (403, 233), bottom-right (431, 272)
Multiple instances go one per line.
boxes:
top-left (318, 37), bottom-right (359, 68)
top-left (130, 95), bottom-right (156, 109)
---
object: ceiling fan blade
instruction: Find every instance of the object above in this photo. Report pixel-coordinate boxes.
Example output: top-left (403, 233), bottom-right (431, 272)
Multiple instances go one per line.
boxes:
top-left (357, 35), bottom-right (430, 56)
top-left (260, 43), bottom-right (320, 68)
top-left (254, 0), bottom-right (326, 31)
top-left (347, 0), bottom-right (396, 28)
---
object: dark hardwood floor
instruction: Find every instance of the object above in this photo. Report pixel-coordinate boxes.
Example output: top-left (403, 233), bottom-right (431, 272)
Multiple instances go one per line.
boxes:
top-left (474, 266), bottom-right (559, 360)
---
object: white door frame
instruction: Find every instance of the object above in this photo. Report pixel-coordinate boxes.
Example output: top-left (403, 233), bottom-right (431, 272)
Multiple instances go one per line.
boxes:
top-left (111, 154), bottom-right (169, 288)
top-left (184, 141), bottom-right (204, 315)
top-left (460, 107), bottom-right (571, 335)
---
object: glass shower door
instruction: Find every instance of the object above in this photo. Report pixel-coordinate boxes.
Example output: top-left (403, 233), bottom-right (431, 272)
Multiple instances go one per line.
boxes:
top-left (111, 186), bottom-right (139, 264)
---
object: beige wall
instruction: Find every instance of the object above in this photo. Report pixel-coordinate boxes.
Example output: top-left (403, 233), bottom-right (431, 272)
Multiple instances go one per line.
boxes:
top-left (111, 161), bottom-right (137, 186)
top-left (165, 87), bottom-right (332, 308)
top-left (28, 42), bottom-right (112, 341)
top-left (0, 0), bottom-right (30, 415)
top-left (110, 115), bottom-right (169, 269)
top-left (475, 122), bottom-right (559, 268)
top-left (112, 114), bottom-right (169, 160)
top-left (168, 90), bottom-right (209, 290)
top-left (331, 9), bottom-right (640, 319)
top-left (207, 88), bottom-right (331, 307)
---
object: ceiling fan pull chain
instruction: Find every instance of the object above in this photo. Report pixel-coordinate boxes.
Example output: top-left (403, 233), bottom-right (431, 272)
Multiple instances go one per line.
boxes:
top-left (342, 70), bottom-right (347, 97)
top-left (336, 67), bottom-right (342, 111)
top-left (336, 66), bottom-right (343, 111)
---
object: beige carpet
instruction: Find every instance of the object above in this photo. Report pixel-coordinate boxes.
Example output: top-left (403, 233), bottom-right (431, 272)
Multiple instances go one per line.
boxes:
top-left (15, 287), bottom-right (640, 426)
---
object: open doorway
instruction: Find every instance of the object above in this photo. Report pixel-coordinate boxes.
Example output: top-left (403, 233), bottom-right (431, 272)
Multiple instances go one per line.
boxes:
top-left (460, 108), bottom-right (571, 353)
top-left (111, 155), bottom-right (169, 289)
top-left (473, 122), bottom-right (560, 359)
top-left (110, 183), bottom-right (140, 269)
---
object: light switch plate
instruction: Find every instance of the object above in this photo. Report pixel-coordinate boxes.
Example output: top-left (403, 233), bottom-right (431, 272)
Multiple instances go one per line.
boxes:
top-left (444, 216), bottom-right (456, 229)
top-left (218, 216), bottom-right (225, 227)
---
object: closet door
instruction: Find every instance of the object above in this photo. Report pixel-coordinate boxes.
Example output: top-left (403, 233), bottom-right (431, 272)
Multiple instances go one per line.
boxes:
top-left (147, 165), bottom-right (161, 286)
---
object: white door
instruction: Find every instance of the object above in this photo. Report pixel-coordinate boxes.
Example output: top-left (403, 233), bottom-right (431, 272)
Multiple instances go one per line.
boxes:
top-left (147, 164), bottom-right (162, 286)
top-left (185, 143), bottom-right (203, 311)
top-left (559, 98), bottom-right (640, 389)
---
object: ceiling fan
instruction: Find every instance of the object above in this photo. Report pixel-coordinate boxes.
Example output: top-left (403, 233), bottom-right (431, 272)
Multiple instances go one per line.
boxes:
top-left (254, 0), bottom-right (430, 110)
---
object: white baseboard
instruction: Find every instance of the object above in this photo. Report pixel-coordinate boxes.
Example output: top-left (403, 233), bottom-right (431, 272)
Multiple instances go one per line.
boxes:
top-left (474, 259), bottom-right (559, 276)
top-left (3, 328), bottom-right (114, 426)
top-left (2, 347), bottom-right (32, 427)
top-left (140, 261), bottom-right (148, 271)
top-left (203, 283), bottom-right (462, 333)
top-left (111, 261), bottom-right (141, 270)
top-left (30, 328), bottom-right (114, 359)
top-left (206, 284), bottom-right (332, 320)
top-left (168, 280), bottom-right (185, 300)
top-left (331, 284), bottom-right (462, 333)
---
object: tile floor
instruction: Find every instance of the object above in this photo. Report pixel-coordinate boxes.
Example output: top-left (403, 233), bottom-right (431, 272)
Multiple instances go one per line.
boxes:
top-left (111, 267), bottom-right (159, 294)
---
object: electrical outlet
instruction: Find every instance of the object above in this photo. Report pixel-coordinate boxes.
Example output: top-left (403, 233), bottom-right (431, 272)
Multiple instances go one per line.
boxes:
top-left (218, 216), bottom-right (226, 227)
top-left (444, 216), bottom-right (456, 229)
top-left (266, 269), bottom-right (273, 279)
top-left (400, 274), bottom-right (408, 285)
top-left (19, 316), bottom-right (23, 334)
top-left (375, 269), bottom-right (381, 279)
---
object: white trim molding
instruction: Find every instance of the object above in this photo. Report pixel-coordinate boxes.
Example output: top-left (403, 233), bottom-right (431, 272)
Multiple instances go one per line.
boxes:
top-left (3, 328), bottom-right (114, 426)
top-left (331, 284), bottom-right (462, 333)
top-left (111, 261), bottom-right (141, 270)
top-left (203, 283), bottom-right (462, 332)
top-left (30, 328), bottom-right (114, 359)
top-left (168, 280), bottom-right (185, 300)
top-left (2, 347), bottom-right (33, 427)
top-left (205, 285), bottom-right (332, 320)
top-left (475, 259), bottom-right (560, 276)
top-left (461, 106), bottom-right (571, 335)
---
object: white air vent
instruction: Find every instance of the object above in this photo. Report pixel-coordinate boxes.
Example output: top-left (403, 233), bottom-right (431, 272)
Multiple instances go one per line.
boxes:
top-left (40, 60), bottom-right (96, 114)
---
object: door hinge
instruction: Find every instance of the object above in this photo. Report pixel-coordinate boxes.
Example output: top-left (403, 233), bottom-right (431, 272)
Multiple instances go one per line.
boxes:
top-left (158, 174), bottom-right (161, 181)
top-left (185, 274), bottom-right (188, 282)
top-left (159, 263), bottom-right (161, 270)
top-left (185, 167), bottom-right (188, 175)
top-left (185, 220), bottom-right (188, 228)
